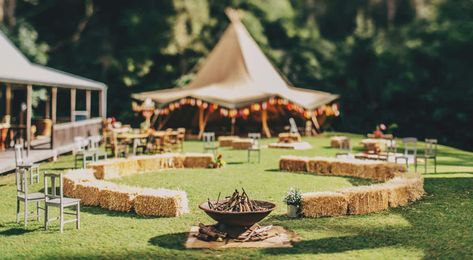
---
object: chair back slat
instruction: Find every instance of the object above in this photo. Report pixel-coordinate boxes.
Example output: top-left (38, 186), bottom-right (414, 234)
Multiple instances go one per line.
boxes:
top-left (402, 137), bottom-right (417, 156)
top-left (248, 133), bottom-right (261, 148)
top-left (16, 168), bottom-right (28, 194)
top-left (14, 144), bottom-right (25, 166)
top-left (425, 139), bottom-right (438, 157)
top-left (44, 172), bottom-right (63, 202)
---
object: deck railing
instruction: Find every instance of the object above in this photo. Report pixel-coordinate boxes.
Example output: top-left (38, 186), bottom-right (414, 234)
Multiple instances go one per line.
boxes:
top-left (52, 118), bottom-right (102, 148)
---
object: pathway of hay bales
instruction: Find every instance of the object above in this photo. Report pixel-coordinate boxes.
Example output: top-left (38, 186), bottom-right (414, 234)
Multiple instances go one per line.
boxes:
top-left (0, 134), bottom-right (472, 259)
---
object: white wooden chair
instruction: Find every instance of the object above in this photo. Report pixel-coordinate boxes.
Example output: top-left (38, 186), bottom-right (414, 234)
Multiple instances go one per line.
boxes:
top-left (44, 173), bottom-right (80, 233)
top-left (14, 144), bottom-right (40, 184)
top-left (203, 132), bottom-right (218, 157)
top-left (16, 168), bottom-right (45, 227)
top-left (247, 133), bottom-right (261, 163)
top-left (395, 138), bottom-right (418, 172)
top-left (89, 135), bottom-right (107, 161)
top-left (420, 139), bottom-right (438, 173)
top-left (74, 137), bottom-right (95, 168)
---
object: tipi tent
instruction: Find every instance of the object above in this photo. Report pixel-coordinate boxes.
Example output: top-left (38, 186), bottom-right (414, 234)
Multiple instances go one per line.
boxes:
top-left (133, 9), bottom-right (338, 137)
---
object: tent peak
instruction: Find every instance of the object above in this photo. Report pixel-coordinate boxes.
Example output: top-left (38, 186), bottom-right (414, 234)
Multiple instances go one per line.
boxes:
top-left (225, 8), bottom-right (242, 24)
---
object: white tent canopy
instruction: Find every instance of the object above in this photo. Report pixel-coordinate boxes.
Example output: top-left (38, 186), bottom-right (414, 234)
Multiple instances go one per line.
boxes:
top-left (0, 31), bottom-right (106, 90)
top-left (133, 10), bottom-right (338, 110)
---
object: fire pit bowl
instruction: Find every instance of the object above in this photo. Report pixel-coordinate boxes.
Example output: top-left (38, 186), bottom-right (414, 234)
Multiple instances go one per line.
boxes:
top-left (199, 200), bottom-right (276, 227)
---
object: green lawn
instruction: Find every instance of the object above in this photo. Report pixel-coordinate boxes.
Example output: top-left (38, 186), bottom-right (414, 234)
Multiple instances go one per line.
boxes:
top-left (1, 134), bottom-right (472, 259)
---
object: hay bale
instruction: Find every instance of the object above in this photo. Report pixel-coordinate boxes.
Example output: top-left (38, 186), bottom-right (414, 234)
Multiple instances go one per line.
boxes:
top-left (339, 185), bottom-right (390, 215)
top-left (381, 181), bottom-right (410, 207)
top-left (330, 136), bottom-right (349, 149)
top-left (279, 156), bottom-right (308, 172)
top-left (232, 138), bottom-right (253, 150)
top-left (307, 157), bottom-right (333, 174)
top-left (134, 188), bottom-right (189, 217)
top-left (218, 136), bottom-right (239, 147)
top-left (99, 184), bottom-right (140, 212)
top-left (135, 154), bottom-right (182, 172)
top-left (183, 153), bottom-right (213, 168)
top-left (278, 133), bottom-right (301, 143)
top-left (301, 192), bottom-right (348, 217)
top-left (387, 176), bottom-right (424, 202)
top-left (89, 159), bottom-right (140, 180)
top-left (73, 181), bottom-right (103, 206)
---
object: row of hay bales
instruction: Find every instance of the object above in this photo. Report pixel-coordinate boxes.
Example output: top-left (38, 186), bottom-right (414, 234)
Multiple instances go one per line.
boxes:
top-left (88, 153), bottom-right (213, 180)
top-left (279, 156), bottom-right (406, 181)
top-left (279, 156), bottom-right (424, 218)
top-left (63, 169), bottom-right (189, 217)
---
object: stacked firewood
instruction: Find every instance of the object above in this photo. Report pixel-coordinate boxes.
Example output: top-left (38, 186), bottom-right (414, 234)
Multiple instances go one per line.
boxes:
top-left (196, 223), bottom-right (275, 242)
top-left (235, 224), bottom-right (275, 242)
top-left (197, 223), bottom-right (227, 242)
top-left (207, 189), bottom-right (266, 212)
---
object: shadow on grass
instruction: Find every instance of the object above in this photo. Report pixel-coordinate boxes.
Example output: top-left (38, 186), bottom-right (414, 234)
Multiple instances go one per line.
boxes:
top-left (148, 232), bottom-right (188, 250)
top-left (226, 162), bottom-right (245, 165)
top-left (80, 206), bottom-right (148, 219)
top-left (263, 176), bottom-right (473, 259)
top-left (0, 227), bottom-right (35, 236)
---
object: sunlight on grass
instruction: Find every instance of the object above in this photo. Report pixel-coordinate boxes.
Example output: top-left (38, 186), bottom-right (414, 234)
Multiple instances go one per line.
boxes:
top-left (1, 134), bottom-right (472, 258)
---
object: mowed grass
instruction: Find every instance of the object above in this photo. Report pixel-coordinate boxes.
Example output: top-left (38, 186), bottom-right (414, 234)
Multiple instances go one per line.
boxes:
top-left (0, 133), bottom-right (472, 259)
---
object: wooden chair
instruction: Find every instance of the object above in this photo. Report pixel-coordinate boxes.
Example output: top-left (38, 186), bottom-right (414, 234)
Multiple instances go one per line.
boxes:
top-left (395, 137), bottom-right (418, 172)
top-left (177, 128), bottom-right (186, 151)
top-left (74, 137), bottom-right (95, 168)
top-left (16, 168), bottom-right (45, 227)
top-left (44, 173), bottom-right (80, 233)
top-left (14, 144), bottom-right (40, 184)
top-left (89, 135), bottom-right (107, 161)
top-left (420, 139), bottom-right (438, 173)
top-left (132, 137), bottom-right (147, 155)
top-left (203, 132), bottom-right (218, 157)
top-left (110, 133), bottom-right (128, 158)
top-left (247, 133), bottom-right (261, 163)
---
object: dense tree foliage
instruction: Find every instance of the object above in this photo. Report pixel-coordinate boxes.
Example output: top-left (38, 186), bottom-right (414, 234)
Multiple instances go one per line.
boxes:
top-left (1, 0), bottom-right (472, 149)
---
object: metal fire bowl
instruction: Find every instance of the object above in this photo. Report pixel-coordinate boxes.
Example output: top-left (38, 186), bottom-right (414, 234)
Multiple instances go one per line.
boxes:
top-left (199, 200), bottom-right (276, 227)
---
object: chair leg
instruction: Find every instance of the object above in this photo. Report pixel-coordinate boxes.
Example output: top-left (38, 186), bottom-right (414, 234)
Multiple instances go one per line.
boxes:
top-left (24, 200), bottom-right (28, 228)
top-left (44, 204), bottom-right (49, 230)
top-left (16, 199), bottom-right (20, 223)
top-left (60, 206), bottom-right (64, 233)
top-left (425, 158), bottom-right (428, 174)
top-left (434, 157), bottom-right (437, 174)
top-left (414, 157), bottom-right (417, 173)
top-left (247, 150), bottom-right (250, 163)
top-left (36, 201), bottom-right (40, 221)
top-left (76, 203), bottom-right (80, 230)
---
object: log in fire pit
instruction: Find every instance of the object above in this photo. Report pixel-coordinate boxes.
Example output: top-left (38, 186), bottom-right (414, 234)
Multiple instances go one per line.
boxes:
top-left (198, 189), bottom-right (276, 241)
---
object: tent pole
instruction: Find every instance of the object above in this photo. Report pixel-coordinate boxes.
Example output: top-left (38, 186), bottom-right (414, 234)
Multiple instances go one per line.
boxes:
top-left (261, 109), bottom-right (271, 138)
top-left (311, 115), bottom-right (321, 133)
top-left (5, 83), bottom-right (11, 116)
top-left (230, 118), bottom-right (236, 136)
top-left (198, 106), bottom-right (205, 139)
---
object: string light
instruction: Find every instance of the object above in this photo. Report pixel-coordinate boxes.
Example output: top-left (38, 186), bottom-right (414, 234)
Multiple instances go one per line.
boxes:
top-left (153, 97), bottom-right (339, 119)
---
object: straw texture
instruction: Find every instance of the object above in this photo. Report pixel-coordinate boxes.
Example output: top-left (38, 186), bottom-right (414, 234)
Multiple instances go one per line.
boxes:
top-left (301, 192), bottom-right (348, 217)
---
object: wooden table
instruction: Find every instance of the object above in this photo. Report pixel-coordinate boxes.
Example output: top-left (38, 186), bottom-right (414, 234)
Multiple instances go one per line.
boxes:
top-left (361, 138), bottom-right (395, 154)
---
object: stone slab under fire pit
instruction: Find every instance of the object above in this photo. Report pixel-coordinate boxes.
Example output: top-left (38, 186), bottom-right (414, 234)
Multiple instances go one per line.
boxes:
top-left (185, 226), bottom-right (299, 249)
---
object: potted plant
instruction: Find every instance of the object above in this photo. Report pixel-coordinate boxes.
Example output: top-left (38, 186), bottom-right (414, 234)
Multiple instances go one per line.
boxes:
top-left (283, 188), bottom-right (302, 218)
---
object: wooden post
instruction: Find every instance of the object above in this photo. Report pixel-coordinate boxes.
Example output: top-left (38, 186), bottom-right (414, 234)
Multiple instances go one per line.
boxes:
top-left (85, 90), bottom-right (91, 119)
top-left (311, 115), bottom-right (321, 132)
top-left (51, 87), bottom-right (57, 149)
top-left (99, 89), bottom-right (107, 118)
top-left (261, 109), bottom-right (271, 138)
top-left (70, 88), bottom-right (76, 122)
top-left (51, 88), bottom-right (57, 123)
top-left (26, 85), bottom-right (32, 155)
top-left (5, 83), bottom-right (11, 115)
